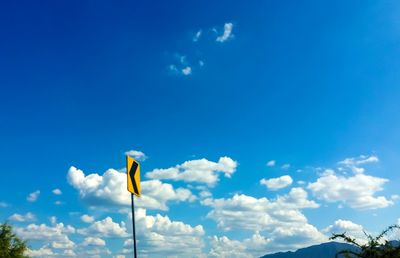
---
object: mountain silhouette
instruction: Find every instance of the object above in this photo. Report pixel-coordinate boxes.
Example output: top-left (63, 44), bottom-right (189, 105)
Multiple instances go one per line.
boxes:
top-left (260, 241), bottom-right (359, 258)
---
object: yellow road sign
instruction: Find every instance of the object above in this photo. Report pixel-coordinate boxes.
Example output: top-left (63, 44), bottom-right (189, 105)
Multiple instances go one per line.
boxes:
top-left (127, 156), bottom-right (141, 197)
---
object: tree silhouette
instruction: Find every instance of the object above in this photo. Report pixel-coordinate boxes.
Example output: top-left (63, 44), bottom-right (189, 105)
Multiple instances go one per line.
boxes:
top-left (0, 223), bottom-right (28, 258)
top-left (330, 225), bottom-right (400, 258)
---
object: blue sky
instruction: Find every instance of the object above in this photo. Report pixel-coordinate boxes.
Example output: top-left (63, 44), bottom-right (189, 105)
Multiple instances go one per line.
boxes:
top-left (1, 1), bottom-right (400, 257)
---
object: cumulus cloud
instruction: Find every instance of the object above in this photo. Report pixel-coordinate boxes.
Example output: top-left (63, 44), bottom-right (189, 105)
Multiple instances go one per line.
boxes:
top-left (15, 222), bottom-right (75, 239)
top-left (26, 246), bottom-right (55, 257)
top-left (210, 226), bottom-right (324, 256)
top-left (9, 212), bottom-right (36, 222)
top-left (308, 170), bottom-right (392, 209)
top-left (201, 187), bottom-right (324, 252)
top-left (0, 202), bottom-right (8, 208)
top-left (16, 222), bottom-right (76, 251)
top-left (216, 23), bottom-right (234, 42)
top-left (125, 150), bottom-right (147, 161)
top-left (209, 235), bottom-right (250, 258)
top-left (146, 156), bottom-right (237, 186)
top-left (82, 237), bottom-right (106, 246)
top-left (202, 188), bottom-right (318, 232)
top-left (323, 219), bottom-right (367, 244)
top-left (260, 175), bottom-right (293, 190)
top-left (81, 214), bottom-right (95, 223)
top-left (77, 217), bottom-right (128, 238)
top-left (67, 166), bottom-right (195, 211)
top-left (131, 208), bottom-right (205, 257)
top-left (27, 190), bottom-right (40, 202)
top-left (281, 164), bottom-right (291, 170)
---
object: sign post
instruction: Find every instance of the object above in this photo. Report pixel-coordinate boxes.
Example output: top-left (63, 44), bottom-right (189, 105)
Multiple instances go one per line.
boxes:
top-left (127, 155), bottom-right (141, 258)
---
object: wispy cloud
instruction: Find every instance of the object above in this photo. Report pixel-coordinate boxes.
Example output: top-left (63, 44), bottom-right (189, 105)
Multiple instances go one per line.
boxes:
top-left (338, 154), bottom-right (379, 174)
top-left (216, 23), bottom-right (234, 42)
top-left (27, 190), bottom-right (40, 202)
top-left (193, 29), bottom-right (202, 42)
top-left (168, 55), bottom-right (194, 76)
top-left (52, 188), bottom-right (62, 195)
top-left (168, 22), bottom-right (234, 76)
top-left (266, 160), bottom-right (276, 167)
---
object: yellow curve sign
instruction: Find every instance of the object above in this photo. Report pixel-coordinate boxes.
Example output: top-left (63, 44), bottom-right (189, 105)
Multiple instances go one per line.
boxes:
top-left (127, 156), bottom-right (141, 197)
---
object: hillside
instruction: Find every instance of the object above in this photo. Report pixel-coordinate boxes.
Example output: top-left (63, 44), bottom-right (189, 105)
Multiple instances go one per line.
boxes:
top-left (260, 241), bottom-right (359, 258)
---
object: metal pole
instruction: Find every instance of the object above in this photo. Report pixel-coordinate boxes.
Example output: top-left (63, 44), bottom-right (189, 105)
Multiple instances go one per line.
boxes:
top-left (131, 193), bottom-right (137, 258)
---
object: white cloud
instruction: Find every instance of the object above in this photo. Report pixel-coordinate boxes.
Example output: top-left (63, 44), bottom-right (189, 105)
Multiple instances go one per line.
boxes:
top-left (0, 201), bottom-right (8, 208)
top-left (26, 245), bottom-right (77, 257)
top-left (260, 175), bottom-right (293, 190)
top-left (146, 156), bottom-right (237, 187)
top-left (308, 170), bottom-right (392, 210)
top-left (49, 216), bottom-right (57, 225)
top-left (123, 238), bottom-right (133, 247)
top-left (62, 249), bottom-right (76, 257)
top-left (52, 188), bottom-right (62, 195)
top-left (202, 188), bottom-right (320, 246)
top-left (193, 30), bottom-right (202, 42)
top-left (281, 164), bottom-right (291, 170)
top-left (81, 214), bottom-right (95, 223)
top-left (67, 166), bottom-right (195, 211)
top-left (77, 217), bottom-right (128, 238)
top-left (82, 237), bottom-right (106, 246)
top-left (339, 155), bottom-right (379, 166)
top-left (15, 223), bottom-right (75, 240)
top-left (168, 64), bottom-right (178, 73)
top-left (27, 190), bottom-right (40, 202)
top-left (54, 201), bottom-right (63, 205)
top-left (216, 23), bottom-right (234, 42)
top-left (168, 54), bottom-right (196, 76)
top-left (209, 235), bottom-right (250, 258)
top-left (51, 237), bottom-right (75, 249)
top-left (26, 246), bottom-right (55, 257)
top-left (132, 208), bottom-right (205, 257)
top-left (392, 194), bottom-right (400, 201)
top-left (323, 219), bottom-right (367, 244)
top-left (182, 66), bottom-right (192, 75)
top-left (210, 226), bottom-right (325, 257)
top-left (266, 160), bottom-right (276, 167)
top-left (16, 222), bottom-right (76, 251)
top-left (125, 150), bottom-right (147, 161)
top-left (338, 155), bottom-right (379, 174)
top-left (199, 190), bottom-right (212, 199)
top-left (9, 212), bottom-right (36, 222)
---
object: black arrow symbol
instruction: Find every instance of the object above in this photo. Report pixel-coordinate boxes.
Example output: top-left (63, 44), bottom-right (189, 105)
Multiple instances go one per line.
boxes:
top-left (129, 160), bottom-right (139, 195)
